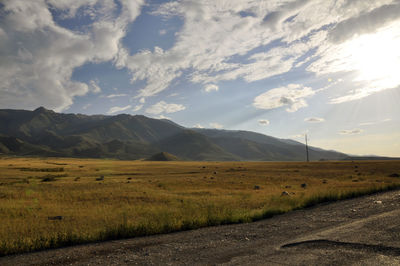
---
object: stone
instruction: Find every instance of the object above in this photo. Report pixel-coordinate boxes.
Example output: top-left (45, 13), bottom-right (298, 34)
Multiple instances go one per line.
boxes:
top-left (281, 191), bottom-right (290, 196)
top-left (48, 216), bottom-right (63, 220)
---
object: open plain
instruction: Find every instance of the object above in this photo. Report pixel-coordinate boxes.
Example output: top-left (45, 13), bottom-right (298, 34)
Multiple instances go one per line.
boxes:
top-left (0, 157), bottom-right (399, 262)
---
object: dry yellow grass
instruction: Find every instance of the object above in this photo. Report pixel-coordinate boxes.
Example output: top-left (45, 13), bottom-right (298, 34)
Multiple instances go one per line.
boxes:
top-left (0, 156), bottom-right (399, 255)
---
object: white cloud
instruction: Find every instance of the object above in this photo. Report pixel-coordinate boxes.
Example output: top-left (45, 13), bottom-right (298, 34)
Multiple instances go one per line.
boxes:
top-left (359, 118), bottom-right (392, 126)
top-left (157, 114), bottom-right (171, 120)
top-left (121, 46), bottom-right (183, 98)
top-left (145, 101), bottom-right (185, 115)
top-left (107, 105), bottom-right (132, 114)
top-left (210, 122), bottom-right (223, 129)
top-left (159, 29), bottom-right (167, 35)
top-left (328, 2), bottom-right (400, 44)
top-left (358, 122), bottom-right (375, 127)
top-left (203, 84), bottom-right (219, 93)
top-left (258, 119), bottom-right (270, 126)
top-left (304, 117), bottom-right (325, 123)
top-left (0, 0), bottom-right (143, 111)
top-left (193, 124), bottom-right (204, 128)
top-left (132, 105), bottom-right (143, 112)
top-left (339, 129), bottom-right (363, 135)
top-left (89, 80), bottom-right (102, 94)
top-left (119, 1), bottom-right (325, 99)
top-left (105, 94), bottom-right (128, 98)
top-left (253, 84), bottom-right (315, 112)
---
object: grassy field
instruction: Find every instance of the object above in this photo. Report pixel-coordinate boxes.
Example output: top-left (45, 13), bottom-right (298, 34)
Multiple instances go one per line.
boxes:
top-left (0, 156), bottom-right (399, 256)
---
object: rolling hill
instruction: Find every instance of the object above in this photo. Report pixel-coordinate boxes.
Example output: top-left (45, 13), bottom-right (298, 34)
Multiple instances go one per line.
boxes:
top-left (0, 107), bottom-right (348, 161)
top-left (145, 152), bottom-right (180, 161)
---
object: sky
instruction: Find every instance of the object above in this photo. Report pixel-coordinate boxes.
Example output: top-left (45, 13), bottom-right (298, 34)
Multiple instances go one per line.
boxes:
top-left (0, 0), bottom-right (400, 157)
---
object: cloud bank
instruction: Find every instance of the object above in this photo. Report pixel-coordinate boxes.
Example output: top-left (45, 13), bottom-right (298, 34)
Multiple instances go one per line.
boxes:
top-left (253, 84), bottom-right (314, 112)
top-left (1, 0), bottom-right (400, 111)
top-left (0, 0), bottom-right (143, 111)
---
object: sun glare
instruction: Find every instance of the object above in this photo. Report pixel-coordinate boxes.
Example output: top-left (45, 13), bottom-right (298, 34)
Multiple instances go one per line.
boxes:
top-left (342, 21), bottom-right (400, 91)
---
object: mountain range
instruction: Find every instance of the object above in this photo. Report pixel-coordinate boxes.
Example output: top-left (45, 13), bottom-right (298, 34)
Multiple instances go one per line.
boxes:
top-left (0, 107), bottom-right (348, 161)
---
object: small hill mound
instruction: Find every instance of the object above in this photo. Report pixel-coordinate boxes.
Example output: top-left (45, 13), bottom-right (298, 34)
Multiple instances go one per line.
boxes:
top-left (146, 152), bottom-right (180, 161)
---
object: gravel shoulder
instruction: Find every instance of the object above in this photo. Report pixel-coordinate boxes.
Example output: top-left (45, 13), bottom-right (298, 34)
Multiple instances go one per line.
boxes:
top-left (2, 189), bottom-right (400, 265)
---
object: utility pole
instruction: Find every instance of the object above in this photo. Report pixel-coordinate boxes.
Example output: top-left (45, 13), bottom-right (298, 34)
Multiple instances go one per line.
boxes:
top-left (305, 134), bottom-right (309, 162)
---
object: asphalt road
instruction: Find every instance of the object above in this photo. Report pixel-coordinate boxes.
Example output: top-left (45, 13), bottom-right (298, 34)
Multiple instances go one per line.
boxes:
top-left (2, 189), bottom-right (400, 265)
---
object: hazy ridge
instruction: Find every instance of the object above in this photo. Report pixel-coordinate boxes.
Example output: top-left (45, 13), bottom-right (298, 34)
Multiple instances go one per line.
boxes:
top-left (0, 107), bottom-right (348, 161)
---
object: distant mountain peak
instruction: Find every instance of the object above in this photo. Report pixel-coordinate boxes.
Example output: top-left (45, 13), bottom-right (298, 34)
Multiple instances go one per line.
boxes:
top-left (33, 106), bottom-right (53, 113)
top-left (146, 152), bottom-right (180, 161)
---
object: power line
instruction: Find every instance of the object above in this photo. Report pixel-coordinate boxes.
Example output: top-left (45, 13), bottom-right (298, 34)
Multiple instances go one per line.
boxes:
top-left (305, 134), bottom-right (309, 162)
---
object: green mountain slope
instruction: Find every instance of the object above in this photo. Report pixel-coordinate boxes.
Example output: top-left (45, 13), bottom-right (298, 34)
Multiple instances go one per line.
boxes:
top-left (193, 128), bottom-right (347, 161)
top-left (0, 107), bottom-right (349, 161)
top-left (155, 130), bottom-right (239, 161)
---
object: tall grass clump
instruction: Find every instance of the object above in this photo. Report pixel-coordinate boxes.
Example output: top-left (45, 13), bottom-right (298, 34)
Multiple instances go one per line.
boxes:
top-left (300, 183), bottom-right (400, 209)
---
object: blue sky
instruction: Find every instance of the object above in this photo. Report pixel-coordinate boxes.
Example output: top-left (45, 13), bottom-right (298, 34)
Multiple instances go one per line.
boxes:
top-left (0, 0), bottom-right (400, 156)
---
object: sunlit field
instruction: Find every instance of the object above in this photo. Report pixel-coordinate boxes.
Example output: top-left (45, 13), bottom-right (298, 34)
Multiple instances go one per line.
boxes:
top-left (0, 156), bottom-right (399, 256)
